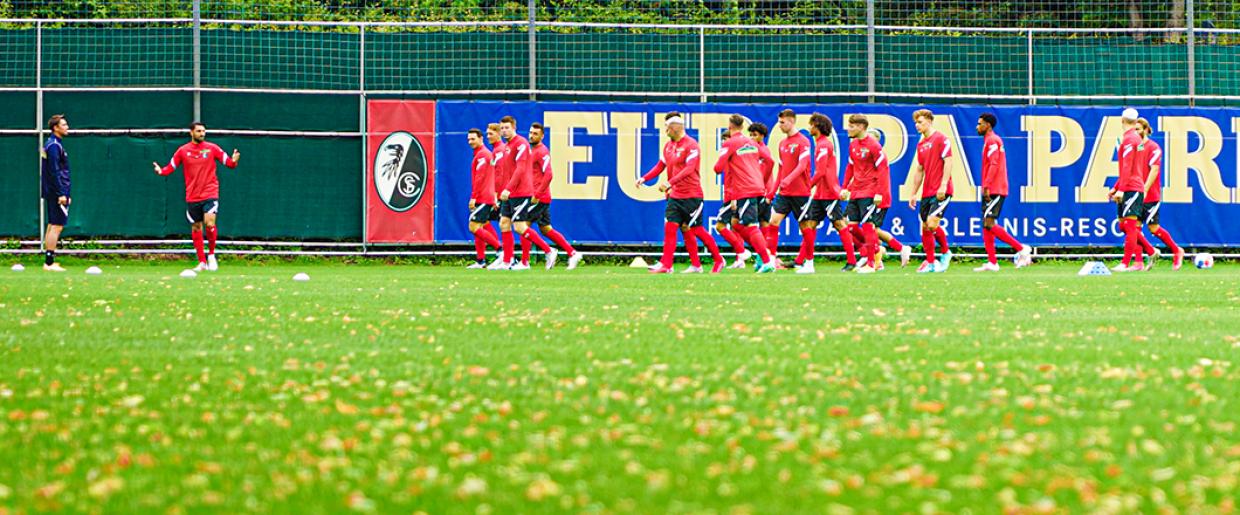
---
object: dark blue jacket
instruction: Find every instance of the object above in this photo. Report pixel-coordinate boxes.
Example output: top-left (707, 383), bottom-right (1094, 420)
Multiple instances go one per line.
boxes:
top-left (41, 135), bottom-right (70, 199)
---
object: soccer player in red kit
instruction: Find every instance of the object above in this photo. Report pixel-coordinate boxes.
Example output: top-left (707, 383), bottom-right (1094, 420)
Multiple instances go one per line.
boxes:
top-left (907, 109), bottom-right (954, 274)
top-left (749, 123), bottom-right (778, 268)
top-left (638, 112), bottom-right (726, 274)
top-left (973, 113), bottom-right (1032, 272)
top-left (1135, 118), bottom-right (1183, 270)
top-left (528, 123), bottom-right (585, 270)
top-left (840, 115), bottom-right (884, 274)
top-left (465, 128), bottom-right (503, 269)
top-left (497, 115), bottom-right (554, 271)
top-left (153, 122), bottom-right (238, 272)
top-left (715, 114), bottom-right (776, 273)
top-left (1107, 108), bottom-right (1146, 272)
top-left (485, 123), bottom-right (511, 269)
top-left (769, 109), bottom-right (814, 269)
top-left (799, 113), bottom-right (849, 274)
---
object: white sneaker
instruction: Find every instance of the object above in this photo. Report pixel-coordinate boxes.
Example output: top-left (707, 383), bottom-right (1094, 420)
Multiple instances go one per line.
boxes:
top-left (545, 249), bottom-right (559, 270)
top-left (795, 260), bottom-right (816, 274)
top-left (727, 257), bottom-right (748, 269)
top-left (855, 264), bottom-right (876, 274)
top-left (900, 246), bottom-right (912, 267)
top-left (566, 252), bottom-right (583, 270)
top-left (486, 257), bottom-right (510, 270)
top-left (466, 261), bottom-right (487, 269)
top-left (737, 250), bottom-right (752, 263)
top-left (973, 262), bottom-right (1001, 272)
top-left (938, 251), bottom-right (953, 271)
top-left (206, 253), bottom-right (218, 271)
top-left (1111, 263), bottom-right (1130, 272)
top-left (916, 260), bottom-right (936, 274)
top-left (193, 262), bottom-right (208, 272)
top-left (681, 266), bottom-right (703, 274)
top-left (1014, 248), bottom-right (1032, 268)
top-left (857, 256), bottom-right (868, 268)
top-left (43, 263), bottom-right (66, 272)
top-left (511, 262), bottom-right (531, 271)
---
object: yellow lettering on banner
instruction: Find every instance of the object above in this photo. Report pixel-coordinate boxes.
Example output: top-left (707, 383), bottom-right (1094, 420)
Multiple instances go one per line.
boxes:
top-left (1076, 116), bottom-right (1126, 203)
top-left (691, 113), bottom-right (735, 201)
top-left (544, 111), bottom-right (608, 201)
top-left (1021, 115), bottom-right (1083, 203)
top-left (1159, 116), bottom-right (1230, 203)
top-left (843, 114), bottom-right (909, 201)
top-left (612, 112), bottom-right (662, 202)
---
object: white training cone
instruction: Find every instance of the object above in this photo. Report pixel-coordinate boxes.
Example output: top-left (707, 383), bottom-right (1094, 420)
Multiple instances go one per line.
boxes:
top-left (1077, 261), bottom-right (1111, 276)
top-left (10, 263), bottom-right (24, 272)
top-left (629, 256), bottom-right (650, 268)
top-left (85, 266), bottom-right (103, 275)
top-left (292, 272), bottom-right (310, 282)
top-left (180, 269), bottom-right (198, 278)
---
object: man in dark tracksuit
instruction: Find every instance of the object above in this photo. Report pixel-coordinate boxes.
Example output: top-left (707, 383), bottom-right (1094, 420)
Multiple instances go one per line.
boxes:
top-left (41, 115), bottom-right (71, 272)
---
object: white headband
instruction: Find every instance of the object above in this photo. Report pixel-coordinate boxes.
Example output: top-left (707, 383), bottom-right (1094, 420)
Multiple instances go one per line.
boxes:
top-left (664, 116), bottom-right (685, 126)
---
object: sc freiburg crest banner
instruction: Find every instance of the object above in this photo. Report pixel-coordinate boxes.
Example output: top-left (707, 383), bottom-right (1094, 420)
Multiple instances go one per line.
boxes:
top-left (366, 100), bottom-right (436, 243)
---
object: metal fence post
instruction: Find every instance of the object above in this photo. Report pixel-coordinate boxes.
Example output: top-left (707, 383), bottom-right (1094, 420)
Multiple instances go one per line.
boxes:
top-left (1187, 0), bottom-right (1195, 107)
top-left (193, 0), bottom-right (201, 121)
top-left (528, 0), bottom-right (537, 100)
top-left (699, 26), bottom-right (706, 103)
top-left (36, 20), bottom-right (44, 249)
top-left (1028, 29), bottom-right (1035, 105)
top-left (360, 25), bottom-right (368, 251)
top-left (866, 0), bottom-right (875, 102)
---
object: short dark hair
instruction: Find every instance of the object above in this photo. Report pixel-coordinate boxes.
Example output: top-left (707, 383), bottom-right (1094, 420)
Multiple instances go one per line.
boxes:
top-left (980, 113), bottom-right (997, 129)
top-left (847, 114), bottom-right (869, 128)
top-left (467, 128), bottom-right (483, 139)
top-left (809, 113), bottom-right (832, 137)
top-left (529, 122), bottom-right (544, 132)
top-left (500, 115), bottom-right (516, 126)
top-left (728, 114), bottom-right (745, 130)
top-left (747, 122), bottom-right (768, 139)
top-left (189, 121), bottom-right (205, 130)
top-left (665, 111), bottom-right (682, 121)
top-left (778, 108), bottom-right (796, 119)
top-left (47, 114), bottom-right (66, 131)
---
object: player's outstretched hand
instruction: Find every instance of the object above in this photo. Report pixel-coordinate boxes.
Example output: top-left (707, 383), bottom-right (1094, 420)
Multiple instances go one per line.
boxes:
top-left (908, 198), bottom-right (916, 209)
top-left (152, 162), bottom-right (161, 175)
top-left (839, 189), bottom-right (850, 201)
top-left (634, 180), bottom-right (643, 189)
top-left (232, 149), bottom-right (241, 163)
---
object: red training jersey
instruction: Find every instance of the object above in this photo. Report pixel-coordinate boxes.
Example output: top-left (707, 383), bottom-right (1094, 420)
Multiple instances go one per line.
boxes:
top-left (471, 146), bottom-right (495, 205)
top-left (491, 141), bottom-right (510, 199)
top-left (875, 156), bottom-right (893, 209)
top-left (159, 141), bottom-right (236, 202)
top-left (503, 134), bottom-right (535, 197)
top-left (641, 135), bottom-right (703, 200)
top-left (980, 131), bottom-right (1008, 197)
top-left (532, 143), bottom-right (553, 203)
top-left (810, 136), bottom-right (841, 201)
top-left (843, 135), bottom-right (883, 200)
top-left (777, 131), bottom-right (813, 196)
top-left (1115, 128), bottom-right (1144, 193)
top-left (1139, 138), bottom-right (1164, 203)
top-left (714, 132), bottom-right (771, 201)
top-left (916, 130), bottom-right (954, 198)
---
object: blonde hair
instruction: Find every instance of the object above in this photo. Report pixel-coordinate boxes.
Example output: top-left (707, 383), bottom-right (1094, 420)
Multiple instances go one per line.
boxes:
top-left (912, 109), bottom-right (934, 122)
top-left (1136, 117), bottom-right (1152, 136)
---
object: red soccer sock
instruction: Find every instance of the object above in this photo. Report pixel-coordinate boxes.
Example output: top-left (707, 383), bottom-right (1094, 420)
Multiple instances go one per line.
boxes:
top-left (1137, 232), bottom-right (1156, 257)
top-left (1121, 219), bottom-right (1140, 266)
top-left (191, 229), bottom-right (206, 263)
top-left (990, 225), bottom-right (1023, 252)
top-left (886, 237), bottom-right (903, 252)
top-left (692, 226), bottom-right (724, 262)
top-left (523, 229), bottom-right (551, 253)
top-left (205, 225), bottom-right (218, 254)
top-left (862, 224), bottom-right (878, 263)
top-left (475, 227), bottom-right (501, 251)
top-left (501, 230), bottom-right (514, 263)
top-left (520, 233), bottom-right (532, 264)
top-left (839, 225), bottom-right (857, 265)
top-left (1152, 227), bottom-right (1179, 254)
top-left (660, 222), bottom-right (679, 268)
top-left (934, 226), bottom-right (950, 255)
top-left (763, 225), bottom-right (779, 256)
top-left (983, 226), bottom-right (998, 264)
top-left (474, 233), bottom-right (487, 261)
top-left (718, 227), bottom-right (745, 257)
top-left (683, 229), bottom-right (702, 267)
top-left (921, 230), bottom-right (936, 263)
top-left (739, 225), bottom-right (771, 263)
top-left (543, 228), bottom-right (575, 254)
top-left (798, 226), bottom-right (816, 265)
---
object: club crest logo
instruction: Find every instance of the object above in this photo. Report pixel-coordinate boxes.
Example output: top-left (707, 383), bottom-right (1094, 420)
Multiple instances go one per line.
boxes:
top-left (373, 131), bottom-right (429, 212)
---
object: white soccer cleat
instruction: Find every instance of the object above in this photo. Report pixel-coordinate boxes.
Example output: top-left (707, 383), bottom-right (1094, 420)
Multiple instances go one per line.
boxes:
top-left (1111, 262), bottom-right (1131, 272)
top-left (43, 263), bottom-right (66, 272)
top-left (1014, 248), bottom-right (1032, 268)
top-left (566, 252), bottom-right (583, 270)
top-left (545, 249), bottom-right (559, 270)
top-left (727, 258), bottom-right (748, 269)
top-left (193, 262), bottom-right (208, 272)
top-left (648, 263), bottom-right (673, 274)
top-left (937, 251), bottom-right (953, 271)
top-left (206, 253), bottom-right (218, 271)
top-left (795, 260), bottom-right (816, 274)
top-left (900, 245), bottom-right (912, 267)
top-left (916, 260), bottom-right (936, 274)
top-left (736, 250), bottom-right (752, 263)
top-left (486, 257), bottom-right (510, 270)
top-left (855, 264), bottom-right (876, 274)
top-left (510, 262), bottom-right (531, 271)
top-left (856, 256), bottom-right (868, 268)
top-left (974, 262), bottom-right (1001, 272)
top-left (466, 261), bottom-right (487, 269)
top-left (681, 265), bottom-right (703, 274)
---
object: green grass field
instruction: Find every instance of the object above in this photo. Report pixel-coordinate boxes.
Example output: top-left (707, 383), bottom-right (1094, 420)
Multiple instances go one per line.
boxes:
top-left (1, 257), bottom-right (1238, 514)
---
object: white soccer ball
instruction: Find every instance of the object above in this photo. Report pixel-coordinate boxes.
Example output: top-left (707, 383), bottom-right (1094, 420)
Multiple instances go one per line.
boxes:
top-left (1194, 253), bottom-right (1214, 269)
top-left (85, 266), bottom-right (103, 275)
top-left (180, 269), bottom-right (198, 278)
top-left (292, 272), bottom-right (310, 282)
top-left (10, 263), bottom-right (24, 272)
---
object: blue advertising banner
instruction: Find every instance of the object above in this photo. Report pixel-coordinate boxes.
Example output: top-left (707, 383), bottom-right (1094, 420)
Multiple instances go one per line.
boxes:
top-left (435, 101), bottom-right (1240, 247)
